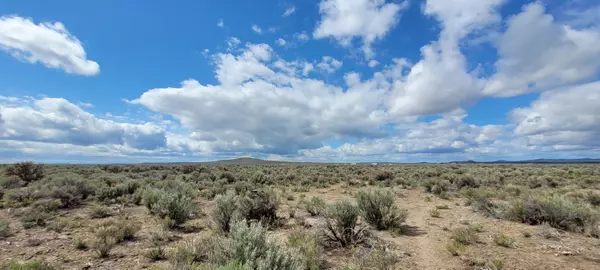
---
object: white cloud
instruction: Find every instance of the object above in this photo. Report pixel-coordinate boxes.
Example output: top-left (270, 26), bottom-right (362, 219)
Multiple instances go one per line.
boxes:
top-left (368, 60), bottom-right (379, 68)
top-left (217, 19), bottom-right (224, 28)
top-left (0, 16), bottom-right (100, 75)
top-left (295, 32), bottom-right (310, 41)
top-left (510, 81), bottom-right (600, 150)
top-left (387, 0), bottom-right (506, 117)
top-left (316, 56), bottom-right (343, 73)
top-left (77, 102), bottom-right (94, 108)
top-left (283, 6), bottom-right (296, 17)
top-left (227, 37), bottom-right (241, 51)
top-left (275, 38), bottom-right (287, 46)
top-left (0, 97), bottom-right (166, 150)
top-left (251, 25), bottom-right (263, 34)
top-left (301, 109), bottom-right (505, 157)
top-left (484, 2), bottom-right (600, 97)
top-left (133, 43), bottom-right (389, 154)
top-left (313, 0), bottom-right (408, 59)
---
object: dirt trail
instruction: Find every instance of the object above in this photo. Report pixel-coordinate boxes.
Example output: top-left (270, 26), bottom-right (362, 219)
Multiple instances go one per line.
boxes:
top-left (388, 189), bottom-right (462, 270)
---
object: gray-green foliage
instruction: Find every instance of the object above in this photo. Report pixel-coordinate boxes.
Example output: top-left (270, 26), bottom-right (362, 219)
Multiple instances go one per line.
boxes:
top-left (143, 188), bottom-right (194, 227)
top-left (303, 197), bottom-right (326, 217)
top-left (504, 194), bottom-right (599, 235)
top-left (356, 188), bottom-right (407, 230)
top-left (172, 220), bottom-right (303, 270)
top-left (213, 190), bottom-right (238, 233)
top-left (324, 201), bottom-right (368, 247)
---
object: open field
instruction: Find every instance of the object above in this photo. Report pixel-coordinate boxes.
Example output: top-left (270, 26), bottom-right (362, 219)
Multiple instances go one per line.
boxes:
top-left (1, 162), bottom-right (600, 269)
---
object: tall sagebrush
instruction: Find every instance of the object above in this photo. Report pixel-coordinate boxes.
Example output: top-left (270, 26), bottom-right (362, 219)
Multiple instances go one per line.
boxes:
top-left (356, 188), bottom-right (407, 230)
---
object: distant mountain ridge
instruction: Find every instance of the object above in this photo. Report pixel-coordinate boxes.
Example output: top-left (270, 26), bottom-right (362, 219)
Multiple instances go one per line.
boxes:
top-left (173, 157), bottom-right (600, 165)
top-left (450, 158), bottom-right (600, 164)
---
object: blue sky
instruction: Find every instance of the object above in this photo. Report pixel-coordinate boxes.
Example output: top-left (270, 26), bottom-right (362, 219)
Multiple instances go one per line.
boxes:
top-left (0, 0), bottom-right (599, 163)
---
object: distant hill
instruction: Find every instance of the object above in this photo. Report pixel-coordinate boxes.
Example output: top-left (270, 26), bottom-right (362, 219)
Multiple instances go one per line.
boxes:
top-left (451, 158), bottom-right (600, 164)
top-left (197, 157), bottom-right (302, 165)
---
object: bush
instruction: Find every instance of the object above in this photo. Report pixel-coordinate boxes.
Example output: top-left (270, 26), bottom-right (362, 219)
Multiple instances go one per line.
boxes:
top-left (20, 209), bottom-right (54, 229)
top-left (0, 259), bottom-right (56, 270)
top-left (504, 195), bottom-right (599, 234)
top-left (145, 189), bottom-right (194, 228)
top-left (4, 187), bottom-right (39, 207)
top-left (213, 191), bottom-right (238, 233)
top-left (0, 220), bottom-right (11, 238)
top-left (0, 176), bottom-right (22, 189)
top-left (5, 162), bottom-right (44, 184)
top-left (43, 177), bottom-right (95, 208)
top-left (237, 188), bottom-right (279, 224)
top-left (74, 237), bottom-right (87, 250)
top-left (423, 179), bottom-right (450, 196)
top-left (323, 201), bottom-right (368, 247)
top-left (451, 227), bottom-right (479, 245)
top-left (446, 241), bottom-right (465, 256)
top-left (374, 171), bottom-right (394, 181)
top-left (93, 234), bottom-right (116, 258)
top-left (304, 197), bottom-right (326, 217)
top-left (97, 181), bottom-right (140, 203)
top-left (356, 188), bottom-right (407, 230)
top-left (89, 205), bottom-right (111, 219)
top-left (94, 218), bottom-right (140, 243)
top-left (171, 221), bottom-right (302, 270)
top-left (355, 246), bottom-right (398, 270)
top-left (288, 231), bottom-right (322, 270)
top-left (493, 233), bottom-right (515, 248)
top-left (228, 220), bottom-right (302, 270)
top-left (31, 199), bottom-right (61, 213)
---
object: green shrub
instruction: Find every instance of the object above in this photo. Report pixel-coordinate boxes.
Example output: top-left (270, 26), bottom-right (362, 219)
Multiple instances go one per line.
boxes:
top-left (423, 179), bottom-right (450, 196)
top-left (0, 220), bottom-right (11, 238)
top-left (93, 234), bottom-right (116, 258)
top-left (504, 195), bottom-right (599, 234)
top-left (304, 197), bottom-right (326, 217)
top-left (0, 176), bottom-right (22, 189)
top-left (0, 259), bottom-right (56, 270)
top-left (446, 241), bottom-right (465, 256)
top-left (228, 220), bottom-right (302, 270)
top-left (20, 209), bottom-right (54, 229)
top-left (493, 233), bottom-right (515, 248)
top-left (213, 190), bottom-right (238, 233)
top-left (288, 231), bottom-right (321, 270)
top-left (31, 199), bottom-right (61, 213)
top-left (451, 227), bottom-right (479, 245)
top-left (74, 237), bottom-right (87, 250)
top-left (5, 162), bottom-right (44, 184)
top-left (94, 218), bottom-right (140, 243)
top-left (323, 201), bottom-right (368, 247)
top-left (171, 221), bottom-right (302, 270)
top-left (4, 187), bottom-right (39, 207)
top-left (97, 181), bottom-right (140, 202)
top-left (355, 246), bottom-right (398, 270)
top-left (146, 189), bottom-right (194, 228)
top-left (89, 205), bottom-right (111, 219)
top-left (237, 188), bottom-right (279, 224)
top-left (43, 177), bottom-right (95, 208)
top-left (356, 188), bottom-right (407, 230)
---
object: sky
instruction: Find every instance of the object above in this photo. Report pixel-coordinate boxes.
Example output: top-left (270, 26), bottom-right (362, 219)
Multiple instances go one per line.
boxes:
top-left (0, 0), bottom-right (599, 163)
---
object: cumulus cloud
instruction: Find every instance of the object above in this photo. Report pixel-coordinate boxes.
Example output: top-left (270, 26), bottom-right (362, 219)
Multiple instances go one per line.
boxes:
top-left (316, 56), bottom-right (343, 73)
top-left (301, 109), bottom-right (505, 157)
top-left (510, 81), bottom-right (600, 150)
top-left (313, 0), bottom-right (408, 59)
top-left (0, 16), bottom-right (100, 75)
top-left (387, 0), bottom-right (506, 117)
top-left (484, 2), bottom-right (600, 97)
top-left (133, 44), bottom-right (389, 154)
top-left (0, 97), bottom-right (166, 150)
